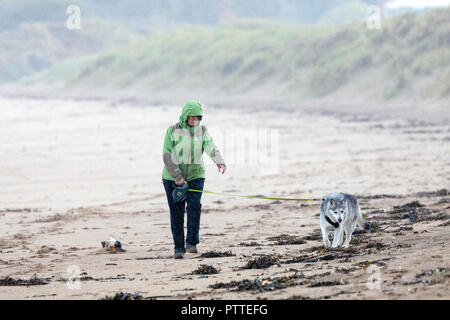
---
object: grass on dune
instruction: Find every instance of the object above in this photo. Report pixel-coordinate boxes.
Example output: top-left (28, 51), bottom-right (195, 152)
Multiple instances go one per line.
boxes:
top-left (22, 7), bottom-right (450, 101)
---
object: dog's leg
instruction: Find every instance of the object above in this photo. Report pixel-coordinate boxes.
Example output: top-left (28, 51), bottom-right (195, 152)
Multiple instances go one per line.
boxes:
top-left (331, 227), bottom-right (343, 248)
top-left (321, 224), bottom-right (331, 248)
top-left (338, 225), bottom-right (345, 246)
top-left (343, 223), bottom-right (355, 248)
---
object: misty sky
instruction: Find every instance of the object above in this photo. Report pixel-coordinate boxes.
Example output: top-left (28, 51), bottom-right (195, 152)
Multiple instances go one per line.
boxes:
top-left (387, 0), bottom-right (450, 8)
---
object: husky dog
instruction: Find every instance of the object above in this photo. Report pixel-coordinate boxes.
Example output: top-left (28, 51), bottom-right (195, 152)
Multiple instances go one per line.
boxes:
top-left (320, 193), bottom-right (370, 248)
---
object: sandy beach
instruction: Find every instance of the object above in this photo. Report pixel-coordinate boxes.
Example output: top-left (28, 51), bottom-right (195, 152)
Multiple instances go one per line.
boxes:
top-left (0, 97), bottom-right (448, 299)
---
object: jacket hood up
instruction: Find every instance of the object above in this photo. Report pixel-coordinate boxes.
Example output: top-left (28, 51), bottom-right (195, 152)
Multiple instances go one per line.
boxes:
top-left (179, 101), bottom-right (203, 129)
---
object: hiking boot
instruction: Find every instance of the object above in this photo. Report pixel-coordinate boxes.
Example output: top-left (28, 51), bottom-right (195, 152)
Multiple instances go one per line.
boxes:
top-left (174, 249), bottom-right (185, 259)
top-left (186, 244), bottom-right (198, 253)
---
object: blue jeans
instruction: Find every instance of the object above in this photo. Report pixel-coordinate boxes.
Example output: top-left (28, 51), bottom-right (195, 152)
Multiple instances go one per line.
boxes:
top-left (162, 178), bottom-right (205, 253)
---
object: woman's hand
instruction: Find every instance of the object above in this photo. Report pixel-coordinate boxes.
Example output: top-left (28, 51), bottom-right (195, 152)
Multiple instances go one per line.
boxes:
top-left (217, 164), bottom-right (226, 174)
top-left (175, 177), bottom-right (185, 186)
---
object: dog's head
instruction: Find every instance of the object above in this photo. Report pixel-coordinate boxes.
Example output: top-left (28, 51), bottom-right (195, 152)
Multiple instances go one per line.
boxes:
top-left (114, 240), bottom-right (122, 249)
top-left (328, 198), bottom-right (347, 224)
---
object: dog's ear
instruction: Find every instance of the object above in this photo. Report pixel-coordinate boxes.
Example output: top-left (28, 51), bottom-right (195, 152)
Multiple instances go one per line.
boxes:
top-left (330, 199), bottom-right (335, 206)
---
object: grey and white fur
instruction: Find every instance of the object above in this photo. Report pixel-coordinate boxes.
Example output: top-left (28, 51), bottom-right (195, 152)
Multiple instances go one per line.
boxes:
top-left (320, 193), bottom-right (371, 248)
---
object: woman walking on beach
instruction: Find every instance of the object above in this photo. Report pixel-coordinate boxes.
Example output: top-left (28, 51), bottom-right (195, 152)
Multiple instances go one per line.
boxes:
top-left (162, 101), bottom-right (226, 259)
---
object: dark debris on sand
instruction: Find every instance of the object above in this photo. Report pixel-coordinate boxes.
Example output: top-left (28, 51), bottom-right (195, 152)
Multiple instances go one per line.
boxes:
top-left (238, 241), bottom-right (263, 247)
top-left (359, 194), bottom-right (403, 200)
top-left (438, 221), bottom-right (450, 227)
top-left (266, 234), bottom-right (307, 245)
top-left (414, 189), bottom-right (448, 198)
top-left (353, 221), bottom-right (382, 234)
top-left (199, 250), bottom-right (235, 258)
top-left (365, 242), bottom-right (388, 250)
top-left (287, 295), bottom-right (313, 300)
top-left (100, 291), bottom-right (143, 300)
top-left (57, 274), bottom-right (127, 282)
top-left (0, 275), bottom-right (50, 286)
top-left (401, 267), bottom-right (449, 286)
top-left (309, 279), bottom-right (348, 288)
top-left (392, 201), bottom-right (424, 213)
top-left (191, 264), bottom-right (219, 275)
top-left (415, 267), bottom-right (448, 280)
top-left (283, 247), bottom-right (362, 265)
top-left (239, 255), bottom-right (281, 270)
top-left (361, 189), bottom-right (448, 200)
top-left (210, 271), bottom-right (345, 293)
top-left (421, 212), bottom-right (449, 222)
top-left (210, 274), bottom-right (305, 292)
top-left (383, 200), bottom-right (449, 223)
top-left (299, 230), bottom-right (322, 241)
top-left (334, 266), bottom-right (357, 274)
top-left (436, 198), bottom-right (449, 204)
top-left (361, 191), bottom-right (449, 226)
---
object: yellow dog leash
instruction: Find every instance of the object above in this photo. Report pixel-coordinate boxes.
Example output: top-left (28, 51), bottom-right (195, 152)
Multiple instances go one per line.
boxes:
top-left (188, 188), bottom-right (320, 202)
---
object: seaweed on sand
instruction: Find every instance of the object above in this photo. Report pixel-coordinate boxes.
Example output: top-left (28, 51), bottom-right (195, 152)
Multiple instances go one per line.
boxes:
top-left (386, 200), bottom-right (449, 222)
top-left (100, 291), bottom-right (143, 300)
top-left (0, 275), bottom-right (50, 286)
top-left (266, 234), bottom-right (307, 245)
top-left (309, 279), bottom-right (348, 287)
top-left (283, 247), bottom-right (362, 264)
top-left (239, 255), bottom-right (281, 270)
top-left (414, 189), bottom-right (448, 197)
top-left (210, 271), bottom-right (340, 293)
top-left (210, 274), bottom-right (305, 292)
top-left (238, 241), bottom-right (262, 247)
top-left (392, 201), bottom-right (424, 212)
top-left (299, 230), bottom-right (322, 241)
top-left (199, 250), bottom-right (235, 258)
top-left (353, 221), bottom-right (382, 234)
top-left (402, 267), bottom-right (450, 286)
top-left (191, 264), bottom-right (219, 275)
top-left (438, 221), bottom-right (450, 227)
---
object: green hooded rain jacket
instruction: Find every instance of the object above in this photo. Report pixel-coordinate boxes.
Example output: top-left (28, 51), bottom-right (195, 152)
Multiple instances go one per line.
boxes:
top-left (162, 101), bottom-right (225, 182)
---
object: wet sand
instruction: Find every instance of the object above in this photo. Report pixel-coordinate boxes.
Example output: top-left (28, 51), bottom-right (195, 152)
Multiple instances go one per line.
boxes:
top-left (0, 97), bottom-right (448, 299)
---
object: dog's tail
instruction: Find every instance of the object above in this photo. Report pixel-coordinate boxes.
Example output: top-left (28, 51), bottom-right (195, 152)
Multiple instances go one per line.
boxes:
top-left (357, 207), bottom-right (371, 233)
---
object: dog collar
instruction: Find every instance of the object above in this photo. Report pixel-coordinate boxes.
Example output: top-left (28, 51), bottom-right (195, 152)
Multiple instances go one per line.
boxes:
top-left (325, 215), bottom-right (339, 228)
